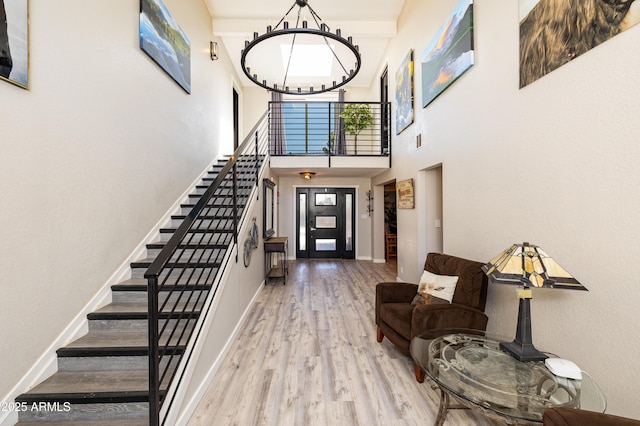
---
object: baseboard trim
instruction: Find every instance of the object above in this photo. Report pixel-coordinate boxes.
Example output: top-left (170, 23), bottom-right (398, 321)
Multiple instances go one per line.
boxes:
top-left (0, 156), bottom-right (225, 426)
top-left (172, 280), bottom-right (265, 426)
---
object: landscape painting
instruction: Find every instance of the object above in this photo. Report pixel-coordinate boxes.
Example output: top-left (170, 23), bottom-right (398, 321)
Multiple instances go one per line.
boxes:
top-left (1, 0), bottom-right (29, 89)
top-left (421, 0), bottom-right (474, 108)
top-left (395, 50), bottom-right (414, 135)
top-left (520, 0), bottom-right (640, 88)
top-left (140, 0), bottom-right (191, 93)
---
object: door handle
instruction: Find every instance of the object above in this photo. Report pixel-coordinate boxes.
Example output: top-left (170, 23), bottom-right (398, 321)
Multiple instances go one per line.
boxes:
top-left (310, 227), bottom-right (316, 231)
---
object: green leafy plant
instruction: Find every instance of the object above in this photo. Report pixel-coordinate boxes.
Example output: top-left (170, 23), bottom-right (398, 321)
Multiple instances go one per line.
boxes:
top-left (340, 104), bottom-right (373, 155)
top-left (323, 132), bottom-right (335, 155)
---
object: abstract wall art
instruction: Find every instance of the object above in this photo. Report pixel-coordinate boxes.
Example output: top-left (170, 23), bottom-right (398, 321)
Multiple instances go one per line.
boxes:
top-left (421, 0), bottom-right (474, 108)
top-left (395, 50), bottom-right (414, 135)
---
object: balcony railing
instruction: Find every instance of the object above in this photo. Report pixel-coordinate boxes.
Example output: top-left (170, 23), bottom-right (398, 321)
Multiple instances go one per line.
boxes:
top-left (268, 101), bottom-right (391, 163)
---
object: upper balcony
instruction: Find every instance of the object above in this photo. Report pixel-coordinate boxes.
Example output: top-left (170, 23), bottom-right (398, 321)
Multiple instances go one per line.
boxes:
top-left (268, 101), bottom-right (391, 177)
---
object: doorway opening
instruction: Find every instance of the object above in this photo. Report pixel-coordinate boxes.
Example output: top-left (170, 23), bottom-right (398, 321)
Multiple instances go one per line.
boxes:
top-left (384, 182), bottom-right (397, 262)
top-left (296, 187), bottom-right (356, 259)
top-left (423, 165), bottom-right (443, 255)
top-left (380, 66), bottom-right (390, 154)
top-left (233, 88), bottom-right (240, 150)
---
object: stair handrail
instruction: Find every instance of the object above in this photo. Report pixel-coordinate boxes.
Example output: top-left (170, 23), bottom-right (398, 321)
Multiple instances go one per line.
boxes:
top-left (145, 111), bottom-right (269, 426)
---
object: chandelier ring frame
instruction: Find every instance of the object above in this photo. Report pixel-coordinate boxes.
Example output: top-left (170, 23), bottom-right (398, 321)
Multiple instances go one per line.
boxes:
top-left (240, 27), bottom-right (362, 95)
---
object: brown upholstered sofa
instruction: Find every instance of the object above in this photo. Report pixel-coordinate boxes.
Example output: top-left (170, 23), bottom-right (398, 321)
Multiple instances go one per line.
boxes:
top-left (543, 408), bottom-right (640, 425)
top-left (375, 252), bottom-right (489, 381)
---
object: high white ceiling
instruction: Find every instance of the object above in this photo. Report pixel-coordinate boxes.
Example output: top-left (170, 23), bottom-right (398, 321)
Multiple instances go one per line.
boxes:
top-left (205, 0), bottom-right (405, 92)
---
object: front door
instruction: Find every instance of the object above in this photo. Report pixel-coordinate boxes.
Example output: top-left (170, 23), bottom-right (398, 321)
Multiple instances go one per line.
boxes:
top-left (296, 187), bottom-right (355, 259)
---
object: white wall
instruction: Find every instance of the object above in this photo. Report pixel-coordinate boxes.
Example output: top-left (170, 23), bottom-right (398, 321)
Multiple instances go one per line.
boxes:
top-left (372, 0), bottom-right (640, 418)
top-left (0, 0), bottom-right (239, 404)
top-left (242, 86), bottom-right (270, 137)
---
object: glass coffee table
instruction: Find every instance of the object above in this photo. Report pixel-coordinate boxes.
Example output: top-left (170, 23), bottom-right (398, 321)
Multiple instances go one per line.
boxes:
top-left (410, 330), bottom-right (606, 425)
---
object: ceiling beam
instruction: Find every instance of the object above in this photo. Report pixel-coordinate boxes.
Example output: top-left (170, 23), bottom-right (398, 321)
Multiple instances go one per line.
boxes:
top-left (212, 19), bottom-right (397, 38)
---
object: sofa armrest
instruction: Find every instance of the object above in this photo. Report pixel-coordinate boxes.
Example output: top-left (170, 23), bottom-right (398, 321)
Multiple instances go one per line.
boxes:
top-left (410, 303), bottom-right (488, 340)
top-left (375, 282), bottom-right (418, 325)
top-left (543, 408), bottom-right (640, 426)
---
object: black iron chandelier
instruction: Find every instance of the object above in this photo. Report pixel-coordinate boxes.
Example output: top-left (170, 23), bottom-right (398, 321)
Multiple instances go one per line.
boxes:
top-left (240, 0), bottom-right (362, 95)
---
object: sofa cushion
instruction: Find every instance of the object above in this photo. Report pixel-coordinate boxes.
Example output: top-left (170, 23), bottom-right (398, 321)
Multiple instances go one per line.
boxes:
top-left (379, 303), bottom-right (414, 341)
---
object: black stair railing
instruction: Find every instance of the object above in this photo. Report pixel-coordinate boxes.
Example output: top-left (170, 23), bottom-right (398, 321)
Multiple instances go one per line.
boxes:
top-left (145, 112), bottom-right (269, 425)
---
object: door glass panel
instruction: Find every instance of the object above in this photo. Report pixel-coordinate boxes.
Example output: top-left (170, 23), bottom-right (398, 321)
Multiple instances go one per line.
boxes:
top-left (299, 193), bottom-right (306, 251)
top-left (346, 194), bottom-right (353, 251)
top-left (315, 193), bottom-right (337, 206)
top-left (316, 216), bottom-right (337, 229)
top-left (315, 239), bottom-right (337, 251)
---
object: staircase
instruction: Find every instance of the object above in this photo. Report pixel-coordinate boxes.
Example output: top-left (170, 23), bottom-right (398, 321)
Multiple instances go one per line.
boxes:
top-left (12, 147), bottom-right (265, 425)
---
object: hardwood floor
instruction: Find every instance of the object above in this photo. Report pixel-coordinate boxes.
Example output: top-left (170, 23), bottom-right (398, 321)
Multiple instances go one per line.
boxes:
top-left (188, 260), bottom-right (499, 426)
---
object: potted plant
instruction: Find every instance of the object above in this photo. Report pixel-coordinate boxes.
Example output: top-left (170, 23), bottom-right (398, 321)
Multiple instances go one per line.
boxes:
top-left (340, 104), bottom-right (373, 155)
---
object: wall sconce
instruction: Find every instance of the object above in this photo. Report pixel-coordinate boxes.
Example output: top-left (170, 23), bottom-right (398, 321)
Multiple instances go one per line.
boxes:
top-left (210, 41), bottom-right (219, 61)
top-left (299, 171), bottom-right (316, 180)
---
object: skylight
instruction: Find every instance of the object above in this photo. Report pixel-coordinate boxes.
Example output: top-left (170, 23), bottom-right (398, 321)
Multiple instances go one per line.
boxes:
top-left (280, 44), bottom-right (335, 77)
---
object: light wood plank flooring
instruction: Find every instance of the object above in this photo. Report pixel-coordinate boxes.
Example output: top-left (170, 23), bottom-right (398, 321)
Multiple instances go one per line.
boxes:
top-left (189, 260), bottom-right (500, 426)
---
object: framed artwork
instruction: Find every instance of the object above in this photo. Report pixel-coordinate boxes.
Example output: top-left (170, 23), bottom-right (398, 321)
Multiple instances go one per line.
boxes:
top-left (421, 0), bottom-right (474, 108)
top-left (140, 0), bottom-right (191, 93)
top-left (395, 50), bottom-right (414, 135)
top-left (1, 0), bottom-right (29, 89)
top-left (397, 179), bottom-right (414, 209)
top-left (520, 0), bottom-right (640, 88)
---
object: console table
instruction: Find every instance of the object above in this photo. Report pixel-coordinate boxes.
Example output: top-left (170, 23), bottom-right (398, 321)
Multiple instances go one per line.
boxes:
top-left (410, 330), bottom-right (606, 425)
top-left (264, 237), bottom-right (288, 285)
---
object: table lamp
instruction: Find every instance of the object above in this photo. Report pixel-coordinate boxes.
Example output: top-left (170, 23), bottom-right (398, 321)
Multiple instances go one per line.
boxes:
top-left (482, 242), bottom-right (587, 362)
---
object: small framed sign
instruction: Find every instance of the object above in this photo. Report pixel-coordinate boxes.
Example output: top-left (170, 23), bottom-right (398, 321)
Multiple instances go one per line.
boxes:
top-left (397, 179), bottom-right (414, 209)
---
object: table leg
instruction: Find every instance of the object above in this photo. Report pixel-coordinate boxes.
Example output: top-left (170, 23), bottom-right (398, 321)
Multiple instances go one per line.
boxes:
top-left (434, 387), bottom-right (449, 426)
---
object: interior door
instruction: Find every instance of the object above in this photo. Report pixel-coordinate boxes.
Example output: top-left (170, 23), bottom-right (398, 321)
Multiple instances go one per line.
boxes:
top-left (296, 188), bottom-right (355, 259)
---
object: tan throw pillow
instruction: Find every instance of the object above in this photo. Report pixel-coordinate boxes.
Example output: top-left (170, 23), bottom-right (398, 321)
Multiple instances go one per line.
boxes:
top-left (417, 270), bottom-right (458, 303)
top-left (411, 292), bottom-right (431, 306)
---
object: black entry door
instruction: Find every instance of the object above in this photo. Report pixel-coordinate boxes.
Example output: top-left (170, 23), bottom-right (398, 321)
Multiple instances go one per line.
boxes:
top-left (296, 188), bottom-right (355, 259)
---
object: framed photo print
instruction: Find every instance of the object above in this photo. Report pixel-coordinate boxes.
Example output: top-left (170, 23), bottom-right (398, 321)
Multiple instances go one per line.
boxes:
top-left (140, 0), bottom-right (191, 93)
top-left (1, 0), bottom-right (29, 89)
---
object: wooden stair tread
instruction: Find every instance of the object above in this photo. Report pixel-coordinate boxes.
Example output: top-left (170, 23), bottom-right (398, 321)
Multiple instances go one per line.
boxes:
top-left (111, 278), bottom-right (213, 291)
top-left (158, 227), bottom-right (234, 233)
top-left (16, 370), bottom-right (167, 401)
top-left (88, 301), bottom-right (202, 319)
top-left (17, 420), bottom-right (148, 426)
top-left (130, 258), bottom-right (222, 268)
top-left (60, 330), bottom-right (186, 351)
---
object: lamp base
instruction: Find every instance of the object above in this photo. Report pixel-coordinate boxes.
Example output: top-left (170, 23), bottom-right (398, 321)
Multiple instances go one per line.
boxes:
top-left (502, 295), bottom-right (548, 362)
top-left (500, 339), bottom-right (548, 362)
